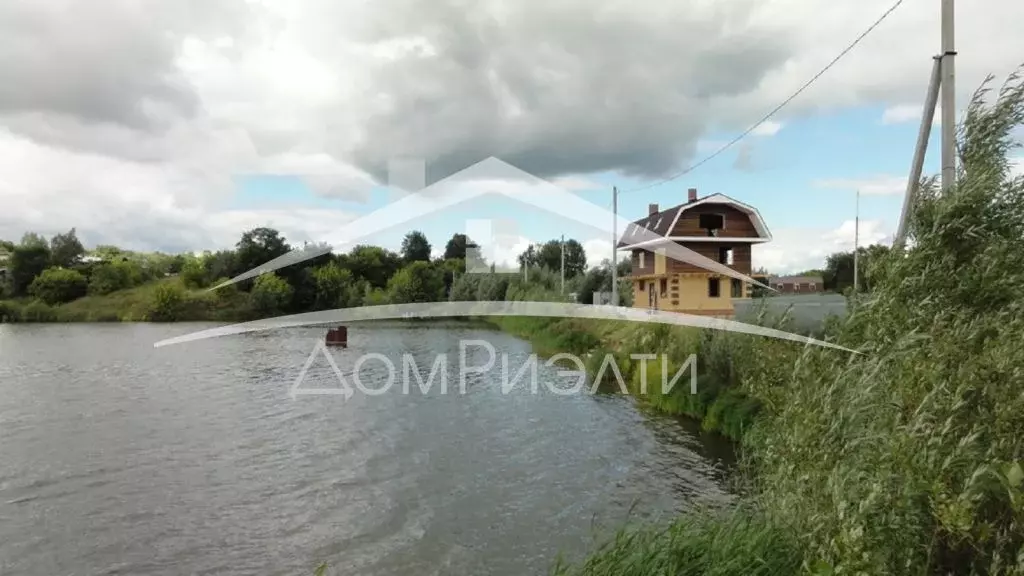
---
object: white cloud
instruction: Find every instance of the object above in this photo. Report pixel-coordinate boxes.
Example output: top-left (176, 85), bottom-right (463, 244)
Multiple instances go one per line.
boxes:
top-left (551, 176), bottom-right (604, 191)
top-left (751, 121), bottom-right (783, 136)
top-left (1011, 157), bottom-right (1024, 178)
top-left (754, 219), bottom-right (891, 274)
top-left (881, 104), bottom-right (923, 125)
top-left (812, 175), bottom-right (906, 196)
top-left (3, 0), bottom-right (1024, 253)
top-left (583, 238), bottom-right (614, 268)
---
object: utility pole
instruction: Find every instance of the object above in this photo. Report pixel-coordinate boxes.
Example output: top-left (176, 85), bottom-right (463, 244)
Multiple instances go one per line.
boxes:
top-left (853, 190), bottom-right (860, 293)
top-left (611, 186), bottom-right (618, 306)
top-left (941, 0), bottom-right (956, 192)
top-left (560, 234), bottom-right (566, 294)
top-left (895, 55), bottom-right (942, 249)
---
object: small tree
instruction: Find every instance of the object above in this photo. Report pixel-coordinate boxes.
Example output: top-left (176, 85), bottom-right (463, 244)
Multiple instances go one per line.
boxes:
top-left (250, 273), bottom-right (293, 316)
top-left (29, 267), bottom-right (87, 304)
top-left (88, 260), bottom-right (142, 295)
top-left (9, 238), bottom-right (52, 296)
top-left (313, 261), bottom-right (357, 309)
top-left (387, 261), bottom-right (445, 303)
top-left (180, 256), bottom-right (208, 289)
top-left (148, 283), bottom-right (186, 321)
top-left (50, 228), bottom-right (85, 268)
top-left (401, 231), bottom-right (432, 263)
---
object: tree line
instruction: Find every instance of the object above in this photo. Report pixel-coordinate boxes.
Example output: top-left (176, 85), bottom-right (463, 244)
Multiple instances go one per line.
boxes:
top-left (0, 227), bottom-right (630, 321)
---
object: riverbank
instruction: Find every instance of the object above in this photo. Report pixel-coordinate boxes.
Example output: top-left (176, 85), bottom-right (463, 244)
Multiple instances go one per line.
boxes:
top-left (0, 276), bottom-right (252, 323)
top-left (539, 81), bottom-right (1024, 575)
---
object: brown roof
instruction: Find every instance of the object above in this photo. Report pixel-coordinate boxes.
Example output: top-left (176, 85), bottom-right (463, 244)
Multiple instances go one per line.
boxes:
top-left (616, 205), bottom-right (683, 248)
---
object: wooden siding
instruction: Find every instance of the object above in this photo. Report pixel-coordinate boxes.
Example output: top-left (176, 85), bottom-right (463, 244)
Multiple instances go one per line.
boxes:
top-left (664, 243), bottom-right (752, 275)
top-left (670, 204), bottom-right (759, 238)
top-left (630, 249), bottom-right (655, 276)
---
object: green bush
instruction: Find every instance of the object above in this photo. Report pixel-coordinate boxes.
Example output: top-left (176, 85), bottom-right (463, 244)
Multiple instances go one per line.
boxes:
top-left (29, 267), bottom-right (87, 304)
top-left (148, 282), bottom-right (187, 321)
top-left (21, 300), bottom-right (56, 322)
top-left (250, 273), bottom-right (293, 316)
top-left (88, 260), bottom-right (143, 295)
top-left (180, 256), bottom-right (208, 289)
top-left (0, 300), bottom-right (21, 322)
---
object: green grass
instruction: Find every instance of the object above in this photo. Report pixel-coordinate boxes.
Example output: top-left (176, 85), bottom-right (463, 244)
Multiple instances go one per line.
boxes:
top-left (0, 276), bottom-right (251, 322)
top-left (543, 69), bottom-right (1024, 575)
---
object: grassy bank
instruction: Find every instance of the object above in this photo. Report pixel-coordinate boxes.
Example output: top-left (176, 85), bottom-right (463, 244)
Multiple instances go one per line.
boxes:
top-left (0, 276), bottom-right (251, 322)
top-left (541, 73), bottom-right (1024, 575)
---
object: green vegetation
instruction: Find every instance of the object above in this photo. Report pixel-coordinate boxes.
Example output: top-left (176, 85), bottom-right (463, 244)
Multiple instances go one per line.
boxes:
top-left (548, 70), bottom-right (1024, 575)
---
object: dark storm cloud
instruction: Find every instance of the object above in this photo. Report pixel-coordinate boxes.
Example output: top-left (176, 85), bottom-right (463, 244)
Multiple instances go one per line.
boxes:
top-left (338, 0), bottom-right (793, 183)
top-left (0, 0), bottom-right (259, 131)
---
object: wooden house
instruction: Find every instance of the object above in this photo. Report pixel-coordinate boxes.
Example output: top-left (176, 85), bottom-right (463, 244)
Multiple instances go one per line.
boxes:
top-left (616, 188), bottom-right (771, 317)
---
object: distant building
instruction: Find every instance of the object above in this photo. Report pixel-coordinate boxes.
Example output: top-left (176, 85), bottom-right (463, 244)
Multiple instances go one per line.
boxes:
top-left (769, 275), bottom-right (824, 293)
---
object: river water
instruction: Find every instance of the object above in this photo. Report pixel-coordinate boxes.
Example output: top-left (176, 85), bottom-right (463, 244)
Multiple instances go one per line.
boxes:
top-left (0, 322), bottom-right (734, 575)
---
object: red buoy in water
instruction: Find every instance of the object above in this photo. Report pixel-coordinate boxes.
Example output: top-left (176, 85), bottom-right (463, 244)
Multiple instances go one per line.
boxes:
top-left (325, 326), bottom-right (348, 347)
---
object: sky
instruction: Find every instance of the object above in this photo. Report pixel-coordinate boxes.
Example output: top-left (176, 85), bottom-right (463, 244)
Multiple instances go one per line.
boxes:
top-left (1, 0), bottom-right (1023, 274)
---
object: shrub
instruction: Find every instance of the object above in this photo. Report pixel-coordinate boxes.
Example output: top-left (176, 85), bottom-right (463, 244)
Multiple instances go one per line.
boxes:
top-left (21, 300), bottom-right (56, 322)
top-left (29, 267), bottom-right (87, 304)
top-left (180, 256), bottom-right (208, 289)
top-left (88, 260), bottom-right (142, 295)
top-left (250, 273), bottom-right (293, 316)
top-left (148, 282), bottom-right (186, 321)
top-left (0, 300), bottom-right (21, 322)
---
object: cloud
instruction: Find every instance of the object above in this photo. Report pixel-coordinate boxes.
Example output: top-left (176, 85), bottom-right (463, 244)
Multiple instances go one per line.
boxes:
top-left (1011, 157), bottom-right (1024, 178)
top-left (551, 176), bottom-right (604, 191)
top-left (881, 104), bottom-right (923, 125)
top-left (881, 103), bottom-right (952, 126)
top-left (3, 0), bottom-right (1024, 252)
top-left (751, 121), bottom-right (783, 136)
top-left (812, 175), bottom-right (906, 196)
top-left (754, 219), bottom-right (891, 274)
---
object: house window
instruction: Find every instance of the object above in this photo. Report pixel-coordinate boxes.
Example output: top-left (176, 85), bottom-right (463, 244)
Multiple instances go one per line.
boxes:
top-left (699, 213), bottom-right (724, 237)
top-left (638, 252), bottom-right (646, 268)
top-left (731, 279), bottom-right (742, 298)
top-left (660, 279), bottom-right (667, 294)
top-left (638, 282), bottom-right (644, 292)
top-left (718, 247), bottom-right (734, 265)
top-left (708, 278), bottom-right (720, 298)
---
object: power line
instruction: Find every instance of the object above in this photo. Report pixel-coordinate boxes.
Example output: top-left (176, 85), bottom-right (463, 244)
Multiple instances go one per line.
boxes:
top-left (622, 0), bottom-right (907, 194)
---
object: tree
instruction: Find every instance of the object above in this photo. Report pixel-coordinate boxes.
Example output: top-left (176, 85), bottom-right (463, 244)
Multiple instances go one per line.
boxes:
top-left (346, 245), bottom-right (403, 289)
top-left (180, 256), bottom-right (208, 289)
top-left (9, 237), bottom-right (52, 296)
top-left (250, 273), bottom-right (293, 316)
top-left (148, 283), bottom-right (187, 322)
top-left (29, 267), bottom-right (87, 304)
top-left (401, 230), bottom-right (432, 263)
top-left (204, 250), bottom-right (237, 281)
top-left (88, 260), bottom-right (142, 295)
top-left (386, 261), bottom-right (445, 303)
top-left (443, 233), bottom-right (476, 260)
top-left (314, 261), bottom-right (359, 309)
top-left (234, 227), bottom-right (291, 277)
top-left (518, 244), bottom-right (540, 268)
top-left (533, 238), bottom-right (588, 278)
top-left (50, 228), bottom-right (85, 268)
